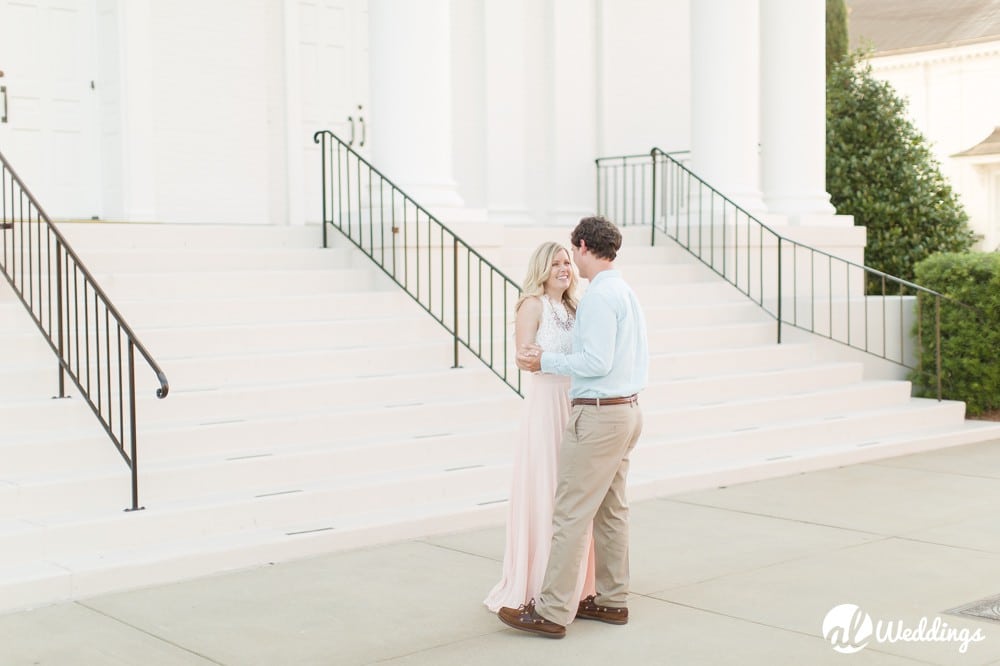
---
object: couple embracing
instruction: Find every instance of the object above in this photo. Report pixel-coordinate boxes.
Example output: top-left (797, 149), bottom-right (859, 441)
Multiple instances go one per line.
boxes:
top-left (484, 215), bottom-right (649, 639)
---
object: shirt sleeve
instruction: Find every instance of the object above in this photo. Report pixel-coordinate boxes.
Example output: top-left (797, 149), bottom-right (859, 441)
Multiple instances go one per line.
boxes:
top-left (540, 291), bottom-right (617, 378)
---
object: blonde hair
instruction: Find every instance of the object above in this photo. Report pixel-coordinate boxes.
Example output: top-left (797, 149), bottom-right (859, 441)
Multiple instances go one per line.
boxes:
top-left (515, 241), bottom-right (578, 313)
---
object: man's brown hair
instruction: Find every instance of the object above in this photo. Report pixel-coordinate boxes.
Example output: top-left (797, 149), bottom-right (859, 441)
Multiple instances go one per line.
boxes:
top-left (571, 216), bottom-right (622, 261)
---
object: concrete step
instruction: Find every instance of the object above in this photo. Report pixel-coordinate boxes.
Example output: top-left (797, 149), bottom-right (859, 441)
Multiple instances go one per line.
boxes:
top-left (130, 367), bottom-right (514, 424)
top-left (497, 224), bottom-right (656, 249)
top-left (632, 399), bottom-right (970, 474)
top-left (137, 315), bottom-right (452, 358)
top-left (55, 222), bottom-right (322, 250)
top-left (631, 419), bottom-right (1000, 501)
top-left (644, 361), bottom-right (865, 407)
top-left (654, 320), bottom-right (776, 350)
top-left (0, 409), bottom-right (515, 479)
top-left (0, 301), bottom-right (46, 334)
top-left (632, 279), bottom-right (749, 305)
top-left (135, 340), bottom-right (464, 390)
top-left (96, 291), bottom-right (417, 329)
top-left (652, 342), bottom-right (818, 379)
top-left (643, 301), bottom-right (771, 328)
top-left (73, 247), bottom-right (361, 273)
top-left (94, 268), bottom-right (393, 301)
top-left (645, 380), bottom-right (912, 439)
top-left (0, 394), bottom-right (104, 440)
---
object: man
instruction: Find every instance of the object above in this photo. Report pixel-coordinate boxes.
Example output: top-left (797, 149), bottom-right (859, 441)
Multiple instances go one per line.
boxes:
top-left (499, 215), bottom-right (648, 639)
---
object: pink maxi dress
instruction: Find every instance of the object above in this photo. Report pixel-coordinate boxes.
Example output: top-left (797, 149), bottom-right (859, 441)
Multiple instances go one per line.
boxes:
top-left (484, 296), bottom-right (596, 616)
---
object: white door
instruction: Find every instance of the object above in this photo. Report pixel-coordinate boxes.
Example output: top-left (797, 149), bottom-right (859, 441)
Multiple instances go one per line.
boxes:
top-left (0, 0), bottom-right (100, 219)
top-left (296, 0), bottom-right (370, 223)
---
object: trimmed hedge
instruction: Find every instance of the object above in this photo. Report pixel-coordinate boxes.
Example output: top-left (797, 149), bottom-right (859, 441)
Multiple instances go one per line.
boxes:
top-left (910, 252), bottom-right (1000, 415)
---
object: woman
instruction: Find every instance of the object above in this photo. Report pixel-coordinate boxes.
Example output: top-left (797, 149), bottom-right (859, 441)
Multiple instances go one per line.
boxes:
top-left (484, 241), bottom-right (596, 613)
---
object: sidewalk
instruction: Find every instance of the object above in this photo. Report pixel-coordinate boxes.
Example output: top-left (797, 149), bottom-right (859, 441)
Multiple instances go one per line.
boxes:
top-left (3, 439), bottom-right (1000, 665)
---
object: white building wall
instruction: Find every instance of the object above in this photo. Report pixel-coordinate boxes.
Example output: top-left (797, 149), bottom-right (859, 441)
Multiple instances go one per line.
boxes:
top-left (597, 0), bottom-right (690, 156)
top-left (869, 41), bottom-right (1000, 250)
top-left (2, 0), bottom-right (847, 242)
top-left (144, 0), bottom-right (284, 225)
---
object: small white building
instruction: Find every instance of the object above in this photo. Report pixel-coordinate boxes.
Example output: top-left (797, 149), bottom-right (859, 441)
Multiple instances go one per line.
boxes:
top-left (850, 0), bottom-right (1000, 251)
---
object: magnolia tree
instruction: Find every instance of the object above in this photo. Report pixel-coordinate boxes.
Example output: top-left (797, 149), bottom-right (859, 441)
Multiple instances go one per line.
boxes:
top-left (825, 54), bottom-right (976, 291)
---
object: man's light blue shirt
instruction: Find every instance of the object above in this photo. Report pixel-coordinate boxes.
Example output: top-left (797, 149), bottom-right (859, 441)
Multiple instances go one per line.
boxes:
top-left (540, 269), bottom-right (649, 399)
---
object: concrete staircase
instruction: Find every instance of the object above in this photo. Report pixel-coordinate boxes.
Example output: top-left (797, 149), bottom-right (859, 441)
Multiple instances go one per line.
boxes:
top-left (1, 221), bottom-right (997, 613)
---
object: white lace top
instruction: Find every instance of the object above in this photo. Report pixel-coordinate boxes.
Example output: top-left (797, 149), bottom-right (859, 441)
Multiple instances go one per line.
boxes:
top-left (534, 296), bottom-right (575, 357)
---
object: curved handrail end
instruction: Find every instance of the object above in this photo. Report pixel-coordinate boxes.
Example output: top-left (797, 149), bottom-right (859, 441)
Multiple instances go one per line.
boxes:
top-left (155, 373), bottom-right (170, 399)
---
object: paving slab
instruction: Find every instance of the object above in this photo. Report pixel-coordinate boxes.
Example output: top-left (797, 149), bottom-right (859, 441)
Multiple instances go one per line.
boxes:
top-left (873, 439), bottom-right (1000, 479)
top-left (0, 602), bottom-right (216, 665)
top-left (660, 536), bottom-right (1000, 664)
top-left (673, 461), bottom-right (1000, 536)
top-left (80, 541), bottom-right (501, 666)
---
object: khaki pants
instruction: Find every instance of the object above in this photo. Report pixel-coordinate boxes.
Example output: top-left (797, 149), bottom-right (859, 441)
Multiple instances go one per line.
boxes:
top-left (536, 401), bottom-right (643, 626)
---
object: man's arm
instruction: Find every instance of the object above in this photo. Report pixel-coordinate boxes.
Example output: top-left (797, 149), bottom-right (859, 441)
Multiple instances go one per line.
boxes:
top-left (541, 294), bottom-right (617, 378)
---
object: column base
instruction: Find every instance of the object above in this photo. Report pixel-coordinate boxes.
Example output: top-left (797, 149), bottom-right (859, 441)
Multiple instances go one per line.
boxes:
top-left (762, 193), bottom-right (837, 222)
top-left (765, 217), bottom-right (867, 265)
top-left (486, 207), bottom-right (535, 226)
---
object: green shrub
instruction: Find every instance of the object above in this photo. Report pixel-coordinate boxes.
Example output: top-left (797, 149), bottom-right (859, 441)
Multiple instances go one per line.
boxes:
top-left (826, 54), bottom-right (977, 293)
top-left (909, 252), bottom-right (1000, 415)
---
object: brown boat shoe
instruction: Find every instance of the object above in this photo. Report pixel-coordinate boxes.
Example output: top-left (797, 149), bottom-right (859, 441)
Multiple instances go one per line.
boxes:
top-left (576, 595), bottom-right (629, 625)
top-left (498, 600), bottom-right (566, 639)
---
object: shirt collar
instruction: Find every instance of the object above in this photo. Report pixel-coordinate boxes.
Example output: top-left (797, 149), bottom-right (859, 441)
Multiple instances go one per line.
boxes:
top-left (589, 269), bottom-right (620, 285)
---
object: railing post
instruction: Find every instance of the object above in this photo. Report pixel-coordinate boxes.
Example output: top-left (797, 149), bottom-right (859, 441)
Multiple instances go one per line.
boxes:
top-left (125, 340), bottom-right (144, 511)
top-left (595, 158), bottom-right (601, 216)
top-left (649, 149), bottom-right (657, 247)
top-left (452, 236), bottom-right (460, 369)
top-left (56, 242), bottom-right (66, 397)
top-left (935, 296), bottom-right (942, 402)
top-left (776, 236), bottom-right (782, 344)
top-left (320, 133), bottom-right (328, 249)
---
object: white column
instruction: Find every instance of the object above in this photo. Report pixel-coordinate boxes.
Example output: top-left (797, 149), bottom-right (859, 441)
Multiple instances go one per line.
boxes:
top-left (484, 0), bottom-right (530, 224)
top-left (551, 0), bottom-right (598, 226)
top-left (690, 0), bottom-right (764, 213)
top-left (368, 0), bottom-right (463, 208)
top-left (450, 0), bottom-right (487, 209)
top-left (760, 0), bottom-right (834, 220)
top-left (282, 0), bottom-right (304, 226)
top-left (117, 0), bottom-right (157, 221)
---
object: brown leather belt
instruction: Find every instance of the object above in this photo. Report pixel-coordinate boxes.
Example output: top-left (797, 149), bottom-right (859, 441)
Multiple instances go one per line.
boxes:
top-left (571, 394), bottom-right (638, 407)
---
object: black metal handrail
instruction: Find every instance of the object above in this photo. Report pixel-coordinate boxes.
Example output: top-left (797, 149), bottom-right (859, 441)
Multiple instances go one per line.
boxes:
top-left (0, 149), bottom-right (168, 510)
top-left (595, 150), bottom-right (690, 231)
top-left (597, 147), bottom-right (965, 400)
top-left (314, 130), bottom-right (523, 396)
